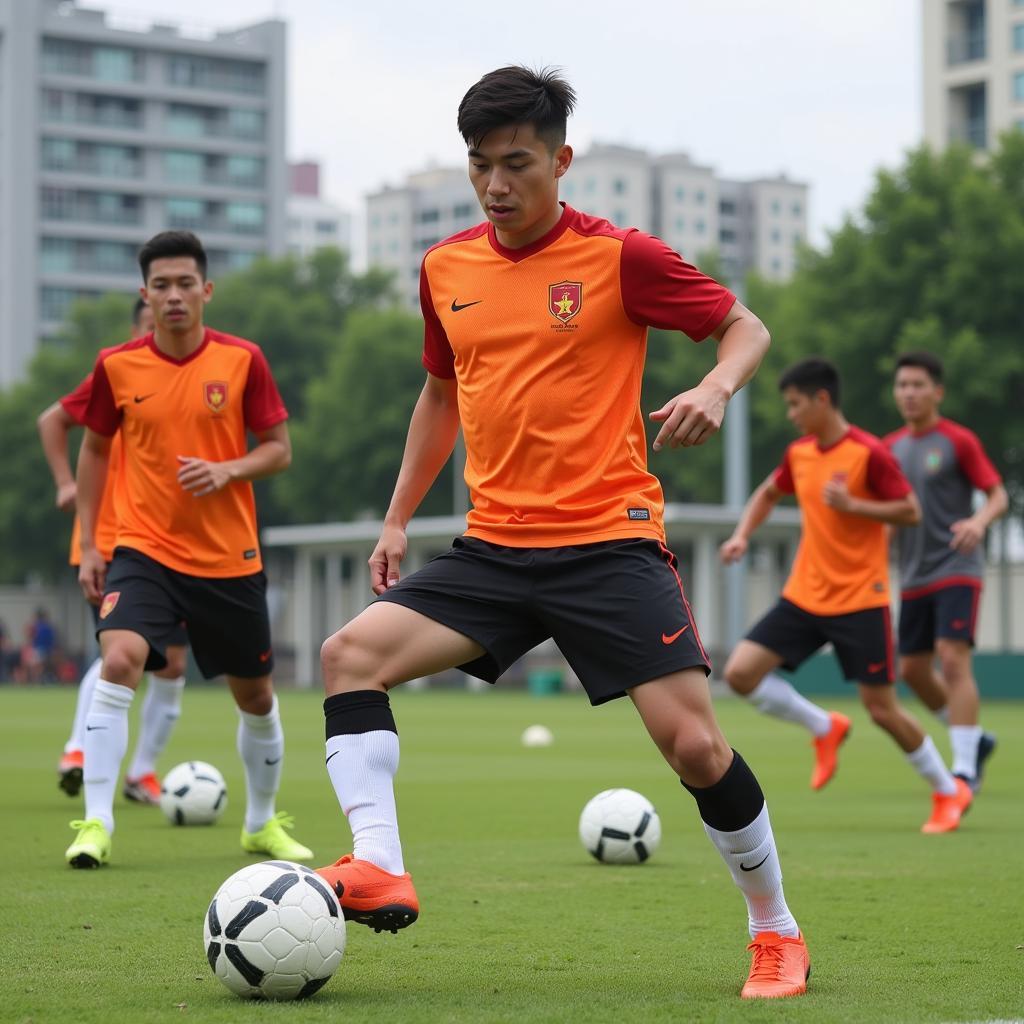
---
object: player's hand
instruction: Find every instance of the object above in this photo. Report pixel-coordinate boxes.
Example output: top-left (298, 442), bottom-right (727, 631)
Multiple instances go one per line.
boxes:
top-left (719, 535), bottom-right (748, 564)
top-left (648, 381), bottom-right (729, 451)
top-left (177, 456), bottom-right (234, 497)
top-left (823, 474), bottom-right (853, 512)
top-left (369, 524), bottom-right (408, 595)
top-left (78, 547), bottom-right (107, 604)
top-left (56, 481), bottom-right (77, 513)
top-left (949, 516), bottom-right (985, 554)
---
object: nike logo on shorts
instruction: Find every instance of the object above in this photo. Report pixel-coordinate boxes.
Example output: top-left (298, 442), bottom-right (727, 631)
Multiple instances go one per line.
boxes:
top-left (951, 619), bottom-right (968, 630)
top-left (662, 625), bottom-right (690, 645)
top-left (867, 660), bottom-right (887, 674)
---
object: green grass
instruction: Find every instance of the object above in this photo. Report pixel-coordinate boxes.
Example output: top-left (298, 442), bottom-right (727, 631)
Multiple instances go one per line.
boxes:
top-left (2, 686), bottom-right (1022, 1024)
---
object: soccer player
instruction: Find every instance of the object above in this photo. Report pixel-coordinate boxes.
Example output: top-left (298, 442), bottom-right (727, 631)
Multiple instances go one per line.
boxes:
top-left (39, 298), bottom-right (187, 804)
top-left (65, 230), bottom-right (313, 869)
top-left (719, 357), bottom-right (972, 833)
top-left (886, 351), bottom-right (1007, 791)
top-left (315, 67), bottom-right (810, 1000)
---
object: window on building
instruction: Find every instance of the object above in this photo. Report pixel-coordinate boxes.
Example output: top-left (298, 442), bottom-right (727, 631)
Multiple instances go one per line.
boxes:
top-left (1014, 23), bottom-right (1024, 51)
top-left (40, 237), bottom-right (74, 273)
top-left (166, 197), bottom-right (206, 228)
top-left (771, 258), bottom-right (782, 273)
top-left (94, 46), bottom-right (139, 83)
top-left (164, 150), bottom-right (205, 183)
top-left (225, 155), bottom-right (264, 187)
top-left (40, 286), bottom-right (99, 323)
top-left (695, 218), bottom-right (705, 234)
top-left (719, 228), bottom-right (736, 243)
top-left (225, 201), bottom-right (265, 233)
top-left (94, 143), bottom-right (138, 178)
top-left (453, 203), bottom-right (474, 219)
top-left (675, 216), bottom-right (685, 232)
top-left (41, 38), bottom-right (90, 76)
top-left (585, 177), bottom-right (596, 194)
top-left (41, 137), bottom-right (77, 170)
top-left (1015, 71), bottom-right (1024, 102)
top-left (771, 228), bottom-right (781, 243)
top-left (417, 208), bottom-right (440, 223)
top-left (793, 231), bottom-right (803, 245)
top-left (719, 199), bottom-right (736, 216)
top-left (612, 178), bottom-right (627, 195)
top-left (93, 240), bottom-right (135, 274)
top-left (771, 200), bottom-right (781, 214)
top-left (695, 190), bottom-right (705, 205)
top-left (41, 187), bottom-right (76, 220)
top-left (792, 201), bottom-right (802, 216)
top-left (168, 55), bottom-right (265, 94)
top-left (675, 186), bottom-right (685, 201)
top-left (166, 104), bottom-right (209, 138)
top-left (315, 219), bottom-right (336, 235)
top-left (614, 209), bottom-right (628, 225)
top-left (226, 107), bottom-right (265, 140)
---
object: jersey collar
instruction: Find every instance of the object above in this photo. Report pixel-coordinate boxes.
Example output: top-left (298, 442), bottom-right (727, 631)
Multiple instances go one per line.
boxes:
top-left (145, 328), bottom-right (211, 365)
top-left (487, 203), bottom-right (574, 263)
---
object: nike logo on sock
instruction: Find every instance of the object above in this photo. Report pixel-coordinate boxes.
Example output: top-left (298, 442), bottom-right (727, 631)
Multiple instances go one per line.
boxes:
top-left (739, 852), bottom-right (770, 872)
top-left (264, 757), bottom-right (282, 766)
top-left (85, 725), bottom-right (107, 731)
top-left (325, 751), bottom-right (339, 766)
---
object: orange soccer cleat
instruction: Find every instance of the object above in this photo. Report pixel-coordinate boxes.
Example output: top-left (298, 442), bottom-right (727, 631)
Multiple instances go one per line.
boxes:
top-left (123, 772), bottom-right (161, 805)
top-left (810, 712), bottom-right (851, 790)
top-left (921, 777), bottom-right (973, 834)
top-left (316, 854), bottom-right (419, 934)
top-left (741, 931), bottom-right (811, 999)
top-left (58, 749), bottom-right (85, 797)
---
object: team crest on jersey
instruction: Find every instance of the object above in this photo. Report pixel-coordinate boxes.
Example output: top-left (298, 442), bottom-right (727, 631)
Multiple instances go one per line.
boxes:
top-left (548, 281), bottom-right (582, 323)
top-left (925, 448), bottom-right (943, 473)
top-left (204, 381), bottom-right (228, 412)
top-left (99, 592), bottom-right (120, 619)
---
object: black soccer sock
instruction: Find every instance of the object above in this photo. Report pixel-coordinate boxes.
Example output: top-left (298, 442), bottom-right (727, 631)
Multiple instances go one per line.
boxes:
top-left (682, 749), bottom-right (764, 832)
top-left (324, 689), bottom-right (397, 738)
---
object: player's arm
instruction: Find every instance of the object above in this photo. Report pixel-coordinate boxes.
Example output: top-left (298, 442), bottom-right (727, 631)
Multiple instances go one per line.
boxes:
top-left (720, 473), bottom-right (784, 564)
top-left (76, 428), bottom-right (113, 602)
top-left (823, 480), bottom-right (921, 525)
top-left (369, 373), bottom-right (461, 594)
top-left (36, 401), bottom-right (80, 512)
top-left (177, 422), bottom-right (292, 497)
top-left (950, 482), bottom-right (1008, 553)
top-left (650, 300), bottom-right (770, 451)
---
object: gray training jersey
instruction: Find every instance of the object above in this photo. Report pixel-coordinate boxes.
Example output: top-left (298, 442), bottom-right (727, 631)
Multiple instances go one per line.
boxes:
top-left (884, 418), bottom-right (1001, 593)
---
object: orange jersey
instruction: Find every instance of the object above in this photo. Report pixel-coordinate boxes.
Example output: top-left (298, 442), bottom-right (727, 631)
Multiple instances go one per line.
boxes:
top-left (83, 329), bottom-right (287, 577)
top-left (774, 426), bottom-right (912, 615)
top-left (62, 372), bottom-right (124, 565)
top-left (420, 204), bottom-right (735, 547)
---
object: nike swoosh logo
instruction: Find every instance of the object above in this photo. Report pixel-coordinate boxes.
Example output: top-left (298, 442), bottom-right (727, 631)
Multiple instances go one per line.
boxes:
top-left (264, 757), bottom-right (281, 766)
top-left (450, 299), bottom-right (482, 312)
top-left (739, 852), bottom-right (770, 872)
top-left (661, 625), bottom-right (691, 645)
top-left (258, 650), bottom-right (272, 662)
top-left (133, 393), bottom-right (156, 403)
top-left (867, 661), bottom-right (887, 674)
top-left (951, 619), bottom-right (968, 630)
top-left (325, 751), bottom-right (339, 766)
top-left (85, 725), bottom-right (107, 731)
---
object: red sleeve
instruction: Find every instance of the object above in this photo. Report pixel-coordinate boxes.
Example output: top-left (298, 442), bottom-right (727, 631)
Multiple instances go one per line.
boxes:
top-left (867, 441), bottom-right (912, 499)
top-left (83, 357), bottom-right (122, 437)
top-left (419, 261), bottom-right (456, 379)
top-left (243, 347), bottom-right (288, 432)
top-left (59, 372), bottom-right (94, 426)
top-left (620, 232), bottom-right (736, 341)
top-left (773, 447), bottom-right (795, 494)
top-left (945, 423), bottom-right (1002, 491)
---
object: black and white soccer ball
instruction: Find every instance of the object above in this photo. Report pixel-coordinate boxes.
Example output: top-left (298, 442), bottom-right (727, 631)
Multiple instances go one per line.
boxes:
top-left (204, 860), bottom-right (347, 1001)
top-left (159, 760), bottom-right (227, 826)
top-left (579, 788), bottom-right (662, 864)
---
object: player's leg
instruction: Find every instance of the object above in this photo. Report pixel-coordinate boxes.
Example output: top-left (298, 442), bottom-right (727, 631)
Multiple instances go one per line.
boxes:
top-left (59, 654), bottom-right (102, 796)
top-left (898, 591), bottom-right (953, 722)
top-left (726, 602), bottom-right (849, 790)
top-left (123, 639), bottom-right (187, 804)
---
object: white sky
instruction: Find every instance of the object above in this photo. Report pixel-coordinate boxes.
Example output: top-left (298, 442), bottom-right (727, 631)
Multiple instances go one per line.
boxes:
top-left (107, 0), bottom-right (922, 246)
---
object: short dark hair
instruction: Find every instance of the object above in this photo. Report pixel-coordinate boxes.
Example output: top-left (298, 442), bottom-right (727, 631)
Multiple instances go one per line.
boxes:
top-left (138, 230), bottom-right (207, 282)
top-left (131, 297), bottom-right (148, 328)
top-left (779, 357), bottom-right (841, 407)
top-left (895, 350), bottom-right (944, 384)
top-left (457, 65), bottom-right (577, 152)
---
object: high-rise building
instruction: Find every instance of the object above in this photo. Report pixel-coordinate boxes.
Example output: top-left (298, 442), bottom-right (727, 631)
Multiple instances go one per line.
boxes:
top-left (366, 144), bottom-right (808, 310)
top-left (287, 160), bottom-right (351, 259)
top-left (0, 0), bottom-right (287, 386)
top-left (923, 0), bottom-right (1024, 151)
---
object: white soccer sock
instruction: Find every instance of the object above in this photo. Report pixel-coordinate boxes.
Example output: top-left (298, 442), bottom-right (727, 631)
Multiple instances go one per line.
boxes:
top-left (906, 735), bottom-right (957, 795)
top-left (237, 696), bottom-right (283, 833)
top-left (83, 680), bottom-right (135, 833)
top-left (747, 673), bottom-right (832, 737)
top-left (950, 725), bottom-right (982, 780)
top-left (127, 675), bottom-right (184, 779)
top-left (66, 656), bottom-right (102, 752)
top-left (704, 802), bottom-right (799, 939)
top-left (325, 731), bottom-right (404, 875)
top-left (934, 705), bottom-right (950, 724)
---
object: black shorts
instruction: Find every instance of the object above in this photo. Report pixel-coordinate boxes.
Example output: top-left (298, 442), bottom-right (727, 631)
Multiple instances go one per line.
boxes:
top-left (898, 582), bottom-right (981, 655)
top-left (97, 547), bottom-right (272, 679)
top-left (377, 536), bottom-right (711, 706)
top-left (746, 598), bottom-right (894, 685)
top-left (84, 571), bottom-right (187, 647)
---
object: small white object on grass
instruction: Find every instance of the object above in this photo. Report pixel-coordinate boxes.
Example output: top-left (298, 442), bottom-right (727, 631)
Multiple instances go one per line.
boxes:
top-left (521, 724), bottom-right (554, 747)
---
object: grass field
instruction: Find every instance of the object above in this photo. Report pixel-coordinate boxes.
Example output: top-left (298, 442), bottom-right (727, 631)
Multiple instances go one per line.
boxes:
top-left (3, 685), bottom-right (1022, 1024)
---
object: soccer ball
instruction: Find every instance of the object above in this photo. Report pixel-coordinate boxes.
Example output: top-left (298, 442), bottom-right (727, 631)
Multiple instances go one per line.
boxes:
top-left (521, 724), bottom-right (554, 747)
top-left (579, 788), bottom-right (662, 864)
top-left (159, 761), bottom-right (227, 826)
top-left (204, 861), bottom-right (347, 1001)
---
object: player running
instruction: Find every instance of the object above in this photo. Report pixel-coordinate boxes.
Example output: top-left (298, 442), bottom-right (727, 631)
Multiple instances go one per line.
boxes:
top-left (315, 67), bottom-right (811, 1000)
top-left (40, 298), bottom-right (187, 805)
top-left (720, 357), bottom-right (972, 833)
top-left (65, 230), bottom-right (312, 869)
top-left (886, 351), bottom-right (1006, 791)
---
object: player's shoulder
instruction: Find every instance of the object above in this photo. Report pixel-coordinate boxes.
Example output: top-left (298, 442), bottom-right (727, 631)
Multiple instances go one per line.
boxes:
top-left (96, 334), bottom-right (149, 366)
top-left (933, 417), bottom-right (981, 447)
top-left (422, 222), bottom-right (490, 264)
top-left (846, 423), bottom-right (887, 453)
top-left (881, 425), bottom-right (910, 448)
top-left (786, 434), bottom-right (819, 456)
top-left (565, 206), bottom-right (635, 243)
top-left (205, 327), bottom-right (266, 358)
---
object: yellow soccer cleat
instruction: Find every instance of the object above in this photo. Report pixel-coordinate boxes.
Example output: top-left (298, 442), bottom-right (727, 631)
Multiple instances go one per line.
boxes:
top-left (66, 818), bottom-right (111, 869)
top-left (240, 811), bottom-right (313, 861)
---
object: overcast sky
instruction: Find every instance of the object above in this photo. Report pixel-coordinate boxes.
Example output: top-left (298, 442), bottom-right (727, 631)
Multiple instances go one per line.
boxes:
top-left (111, 0), bottom-right (921, 245)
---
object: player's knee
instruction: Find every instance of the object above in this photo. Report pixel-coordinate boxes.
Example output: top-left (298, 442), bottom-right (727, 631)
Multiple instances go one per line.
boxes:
top-left (670, 727), bottom-right (727, 779)
top-left (320, 627), bottom-right (372, 688)
top-left (722, 655), bottom-right (756, 694)
top-left (163, 648), bottom-right (188, 678)
top-left (863, 695), bottom-right (895, 729)
top-left (101, 644), bottom-right (145, 685)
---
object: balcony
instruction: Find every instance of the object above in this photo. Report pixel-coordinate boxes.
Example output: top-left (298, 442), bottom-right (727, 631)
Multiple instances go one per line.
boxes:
top-left (947, 30), bottom-right (986, 64)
